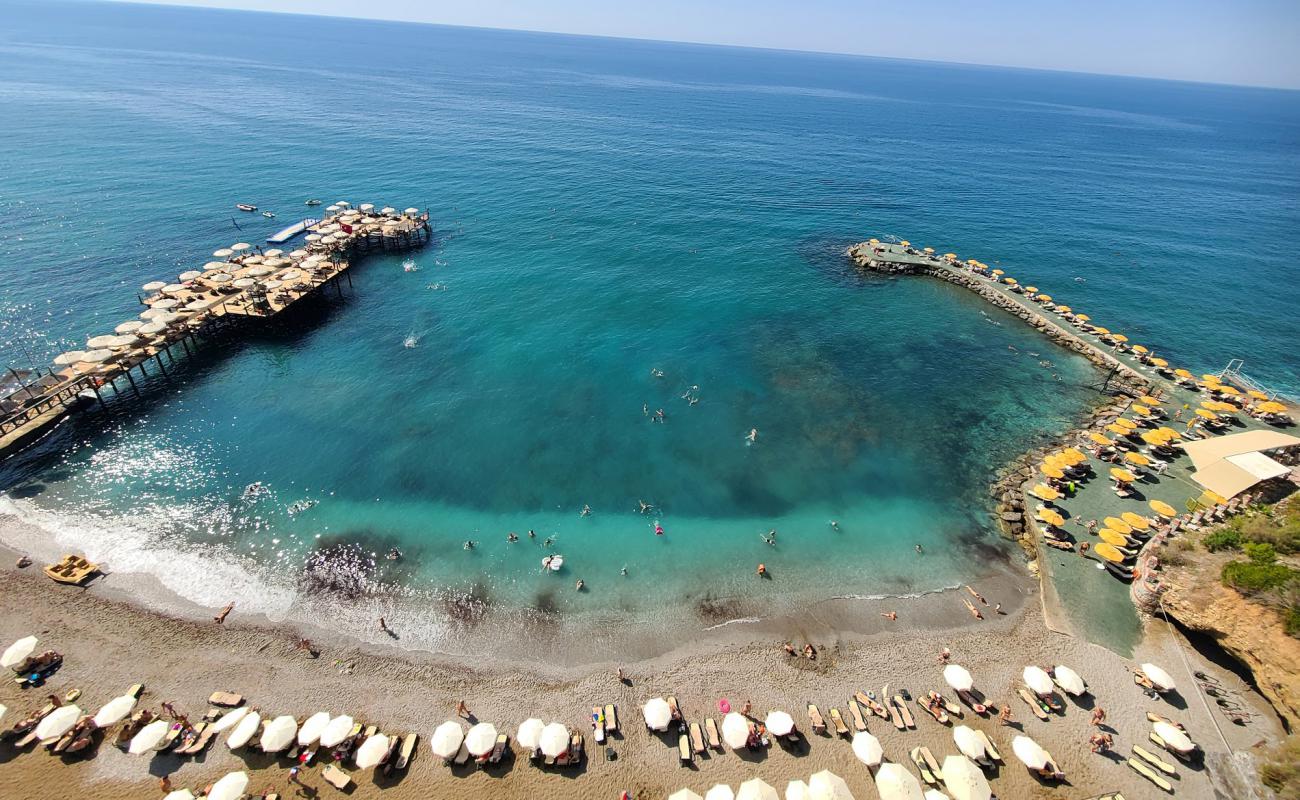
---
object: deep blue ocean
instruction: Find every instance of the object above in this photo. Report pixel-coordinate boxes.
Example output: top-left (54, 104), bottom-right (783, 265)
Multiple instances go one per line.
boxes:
top-left (1, 1), bottom-right (1297, 657)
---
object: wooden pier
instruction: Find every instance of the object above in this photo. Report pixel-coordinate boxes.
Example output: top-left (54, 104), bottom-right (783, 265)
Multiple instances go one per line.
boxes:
top-left (1, 203), bottom-right (431, 460)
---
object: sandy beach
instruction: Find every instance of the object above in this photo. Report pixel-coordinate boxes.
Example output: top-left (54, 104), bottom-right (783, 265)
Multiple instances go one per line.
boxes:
top-left (0, 543), bottom-right (1281, 800)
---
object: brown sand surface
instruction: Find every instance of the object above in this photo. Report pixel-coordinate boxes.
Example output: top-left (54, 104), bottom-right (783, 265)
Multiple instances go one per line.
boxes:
top-left (0, 560), bottom-right (1281, 800)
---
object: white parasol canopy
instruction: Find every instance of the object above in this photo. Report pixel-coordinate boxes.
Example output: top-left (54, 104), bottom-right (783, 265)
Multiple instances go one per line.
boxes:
top-left (106, 334), bottom-right (137, 348)
top-left (226, 710), bottom-right (261, 749)
top-left (405, 207), bottom-right (419, 216)
top-left (517, 718), bottom-right (544, 750)
top-left (143, 281), bottom-right (167, 292)
top-left (207, 771), bottom-right (249, 800)
top-left (359, 203), bottom-right (375, 212)
top-left (1, 636), bottom-right (37, 670)
top-left (94, 694), bottom-right (137, 727)
top-left (381, 207), bottom-right (396, 215)
top-left (298, 711), bottom-right (331, 746)
top-left (233, 278), bottom-right (256, 289)
top-left (53, 351), bottom-right (87, 366)
top-left (808, 770), bottom-right (854, 800)
top-left (203, 261), bottom-right (227, 271)
top-left (129, 718), bottom-right (170, 754)
top-left (87, 334), bottom-right (119, 348)
top-left (940, 755), bottom-right (991, 800)
top-left (115, 320), bottom-right (144, 333)
top-left (670, 791), bottom-right (704, 800)
top-left (138, 321), bottom-right (168, 336)
top-left (1153, 721), bottom-right (1194, 753)
top-left (319, 714), bottom-right (354, 748)
top-left (705, 786), bottom-right (736, 800)
top-left (210, 706), bottom-right (248, 733)
top-left (179, 271), bottom-right (202, 281)
top-left (1142, 663), bottom-right (1176, 691)
top-left (213, 249), bottom-right (233, 258)
top-left (539, 722), bottom-right (570, 758)
top-left (1011, 735), bottom-right (1048, 769)
top-left (1053, 665), bottom-right (1085, 696)
top-left (264, 249), bottom-right (283, 257)
top-left (765, 710), bottom-right (794, 736)
top-left (924, 792), bottom-right (948, 800)
top-left (721, 712), bottom-right (750, 749)
top-left (152, 298), bottom-right (179, 309)
top-left (643, 698), bottom-right (672, 731)
top-left (953, 725), bottom-right (985, 761)
top-left (260, 715), bottom-right (297, 752)
top-left (162, 283), bottom-right (186, 294)
top-left (305, 233), bottom-right (322, 242)
top-left (944, 664), bottom-right (974, 692)
top-left (785, 781), bottom-right (810, 800)
top-left (851, 731), bottom-right (883, 766)
top-left (207, 273), bottom-right (233, 283)
top-left (163, 791), bottom-right (196, 800)
top-left (1023, 666), bottom-right (1053, 695)
top-left (736, 778), bottom-right (779, 800)
top-left (35, 704), bottom-right (82, 740)
top-left (430, 720), bottom-right (464, 759)
top-left (874, 764), bottom-right (924, 800)
top-left (355, 732), bottom-right (390, 769)
top-left (465, 722), bottom-right (497, 756)
top-left (231, 243), bottom-right (251, 252)
top-left (185, 300), bottom-right (209, 312)
top-left (79, 348), bottom-right (115, 363)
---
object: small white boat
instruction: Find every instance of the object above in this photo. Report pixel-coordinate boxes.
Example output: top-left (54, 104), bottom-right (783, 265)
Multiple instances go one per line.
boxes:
top-left (262, 211), bottom-right (276, 218)
top-left (305, 199), bottom-right (322, 206)
top-left (235, 203), bottom-right (257, 212)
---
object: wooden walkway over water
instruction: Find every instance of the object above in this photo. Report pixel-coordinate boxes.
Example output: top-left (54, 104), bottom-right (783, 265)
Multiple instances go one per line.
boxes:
top-left (1, 204), bottom-right (431, 460)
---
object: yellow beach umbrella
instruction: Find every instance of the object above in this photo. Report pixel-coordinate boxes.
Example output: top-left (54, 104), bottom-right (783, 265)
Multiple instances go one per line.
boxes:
top-left (1141, 430), bottom-right (1168, 446)
top-left (1174, 368), bottom-right (1193, 379)
top-left (966, 259), bottom-right (979, 265)
top-left (1200, 490), bottom-right (1228, 506)
top-left (1218, 385), bottom-right (1240, 396)
top-left (1041, 465), bottom-right (1065, 479)
top-left (1195, 408), bottom-right (1218, 420)
top-left (1157, 426), bottom-right (1182, 440)
top-left (1092, 326), bottom-right (1111, 335)
top-left (1056, 305), bottom-right (1072, 313)
top-left (1247, 390), bottom-right (1269, 401)
top-left (1036, 294), bottom-right (1051, 302)
top-left (923, 247), bottom-right (934, 253)
top-left (1125, 452), bottom-right (1152, 466)
top-left (1201, 374), bottom-right (1222, 383)
top-left (1149, 357), bottom-right (1168, 367)
top-left (1114, 418), bottom-right (1138, 430)
top-left (1111, 334), bottom-right (1128, 343)
top-left (1132, 345), bottom-right (1148, 354)
top-left (1131, 404), bottom-right (1153, 416)
top-left (944, 253), bottom-right (957, 260)
top-left (1038, 508), bottom-right (1066, 527)
top-left (1030, 484), bottom-right (1061, 501)
top-left (1063, 446), bottom-right (1087, 460)
top-left (1099, 529), bottom-right (1132, 548)
top-left (1004, 277), bottom-right (1017, 284)
top-left (868, 238), bottom-right (879, 244)
top-left (1042, 454), bottom-right (1066, 468)
top-left (1122, 511), bottom-right (1151, 530)
top-left (1075, 313), bottom-right (1090, 322)
top-left (1150, 500), bottom-right (1177, 518)
top-left (1109, 468), bottom-right (1137, 483)
top-left (1103, 516), bottom-right (1133, 534)
top-left (1094, 543), bottom-right (1126, 563)
top-left (1139, 395), bottom-right (1160, 405)
top-left (1088, 432), bottom-right (1113, 446)
top-left (1024, 286), bottom-right (1038, 293)
top-left (991, 268), bottom-right (1004, 276)
top-left (1105, 423), bottom-right (1131, 436)
top-left (900, 240), bottom-right (910, 247)
top-left (1257, 401), bottom-right (1287, 414)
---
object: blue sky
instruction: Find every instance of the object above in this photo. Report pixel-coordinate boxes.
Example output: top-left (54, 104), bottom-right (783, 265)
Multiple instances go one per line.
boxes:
top-left (122, 0), bottom-right (1300, 89)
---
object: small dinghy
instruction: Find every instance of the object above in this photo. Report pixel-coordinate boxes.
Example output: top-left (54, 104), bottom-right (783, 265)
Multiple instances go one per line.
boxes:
top-left (262, 211), bottom-right (276, 218)
top-left (235, 203), bottom-right (257, 212)
top-left (305, 199), bottom-right (322, 206)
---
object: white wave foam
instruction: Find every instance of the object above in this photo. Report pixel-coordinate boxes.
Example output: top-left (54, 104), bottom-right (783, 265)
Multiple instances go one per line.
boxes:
top-left (703, 616), bottom-right (762, 630)
top-left (830, 582), bottom-right (961, 602)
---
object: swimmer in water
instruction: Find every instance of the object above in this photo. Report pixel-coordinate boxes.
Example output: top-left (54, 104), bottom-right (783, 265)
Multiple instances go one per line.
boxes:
top-left (746, 428), bottom-right (758, 443)
top-left (544, 537), bottom-right (554, 547)
top-left (620, 566), bottom-right (628, 576)
top-left (638, 500), bottom-right (653, 514)
top-left (507, 532), bottom-right (518, 542)
top-left (651, 368), bottom-right (664, 378)
top-left (654, 522), bottom-right (664, 536)
top-left (830, 520), bottom-right (840, 531)
top-left (464, 540), bottom-right (475, 550)
top-left (528, 529), bottom-right (536, 539)
top-left (575, 579), bottom-right (585, 591)
top-left (915, 544), bottom-right (924, 554)
top-left (386, 547), bottom-right (402, 561)
top-left (580, 504), bottom-right (591, 517)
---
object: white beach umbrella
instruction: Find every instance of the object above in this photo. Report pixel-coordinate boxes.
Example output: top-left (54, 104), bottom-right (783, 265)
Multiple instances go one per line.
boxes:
top-left (1153, 721), bottom-right (1194, 753)
top-left (185, 300), bottom-right (209, 312)
top-left (243, 254), bottom-right (264, 265)
top-left (231, 243), bottom-right (251, 252)
top-left (226, 710), bottom-right (261, 749)
top-left (204, 261), bottom-right (227, 271)
top-left (0, 704), bottom-right (7, 725)
top-left (305, 233), bottom-right (323, 243)
top-left (1142, 663), bottom-right (1176, 691)
top-left (1023, 666), bottom-right (1053, 695)
top-left (207, 770), bottom-right (249, 800)
top-left (35, 704), bottom-right (81, 740)
top-left (808, 770), bottom-right (854, 800)
top-left (1, 636), bottom-right (37, 670)
top-left (944, 664), bottom-right (974, 692)
top-left (87, 334), bottom-right (118, 348)
top-left (264, 248), bottom-right (283, 257)
top-left (210, 706), bottom-right (248, 733)
top-left (953, 725), bottom-right (985, 761)
top-left (208, 273), bottom-right (233, 283)
top-left (233, 278), bottom-right (256, 289)
top-left (785, 781), bottom-right (810, 800)
top-left (924, 792), bottom-right (948, 800)
top-left (115, 320), bottom-right (144, 334)
top-left (319, 714), bottom-right (354, 748)
top-left (1011, 735), bottom-right (1048, 770)
top-left (765, 710), bottom-right (794, 736)
top-left (381, 207), bottom-right (396, 215)
top-left (465, 722), bottom-right (497, 756)
top-left (162, 283), bottom-right (186, 294)
top-left (289, 249), bottom-right (308, 258)
top-left (851, 731), bottom-right (883, 766)
top-left (139, 308), bottom-right (164, 320)
top-left (355, 732), bottom-right (390, 769)
top-left (430, 720), bottom-right (464, 758)
top-left (721, 712), bottom-right (750, 749)
top-left (179, 271), bottom-right (202, 281)
top-left (325, 205), bottom-right (340, 212)
top-left (643, 698), bottom-right (672, 732)
top-left (1053, 665), bottom-right (1085, 696)
top-left (94, 694), bottom-right (137, 727)
top-left (539, 722), bottom-right (570, 758)
top-left (874, 764), bottom-right (924, 800)
top-left (213, 248), bottom-right (234, 258)
top-left (130, 718), bottom-right (170, 754)
top-left (247, 266), bottom-right (274, 277)
top-left (705, 786), bottom-right (735, 800)
top-left (79, 348), bottom-right (115, 363)
top-left (517, 718), bottom-right (544, 751)
top-left (261, 715), bottom-right (298, 752)
top-left (404, 207), bottom-right (419, 216)
top-left (736, 778), bottom-right (779, 800)
top-left (298, 711), bottom-right (331, 746)
top-left (670, 791), bottom-right (705, 800)
top-left (53, 351), bottom-right (87, 366)
top-left (336, 201), bottom-right (351, 208)
top-left (106, 334), bottom-right (137, 348)
top-left (153, 298), bottom-right (180, 309)
top-left (142, 281), bottom-right (167, 292)
top-left (163, 791), bottom-right (195, 800)
top-left (359, 203), bottom-right (375, 212)
top-left (940, 755), bottom-right (991, 800)
top-left (138, 321), bottom-right (168, 336)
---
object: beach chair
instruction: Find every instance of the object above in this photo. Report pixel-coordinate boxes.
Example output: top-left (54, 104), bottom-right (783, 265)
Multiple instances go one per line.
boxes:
top-left (975, 729), bottom-right (1001, 762)
top-left (829, 707), bottom-right (850, 736)
top-left (847, 700), bottom-right (867, 732)
top-left (704, 717), bottom-right (721, 750)
top-left (604, 704), bottom-right (618, 734)
top-left (207, 691), bottom-right (243, 707)
top-left (321, 764), bottom-right (352, 791)
top-left (592, 706), bottom-right (606, 745)
top-left (1127, 757), bottom-right (1173, 792)
top-left (567, 732), bottom-right (584, 767)
top-left (677, 734), bottom-right (692, 765)
top-left (453, 742), bottom-right (471, 766)
top-left (892, 695), bottom-right (915, 728)
top-left (393, 732), bottom-right (418, 770)
top-left (667, 696), bottom-right (683, 725)
top-left (807, 704), bottom-right (826, 734)
top-left (1017, 688), bottom-right (1049, 720)
top-left (488, 733), bottom-right (509, 764)
top-left (689, 722), bottom-right (705, 754)
top-left (910, 747), bottom-right (940, 786)
top-left (1132, 745), bottom-right (1176, 775)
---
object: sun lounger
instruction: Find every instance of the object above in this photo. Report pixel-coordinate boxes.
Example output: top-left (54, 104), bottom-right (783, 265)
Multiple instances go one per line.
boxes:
top-left (957, 689), bottom-right (987, 715)
top-left (1017, 688), bottom-right (1049, 720)
top-left (176, 721), bottom-right (210, 755)
top-left (393, 732), bottom-right (418, 770)
top-left (592, 706), bottom-right (606, 744)
top-left (677, 733), bottom-right (692, 765)
top-left (847, 700), bottom-right (867, 731)
top-left (916, 696), bottom-right (947, 725)
top-left (829, 707), bottom-right (849, 736)
top-left (704, 717), bottom-right (720, 749)
top-left (910, 746), bottom-right (941, 786)
top-left (567, 732), bottom-right (584, 766)
top-left (604, 704), bottom-right (618, 734)
top-left (208, 692), bottom-right (243, 707)
top-left (453, 742), bottom-right (471, 766)
top-left (689, 722), bottom-right (705, 754)
top-left (974, 729), bottom-right (1001, 761)
top-left (1127, 757), bottom-right (1173, 792)
top-left (322, 764), bottom-right (352, 791)
top-left (1132, 744), bottom-right (1176, 775)
top-left (807, 704), bottom-right (826, 734)
top-left (489, 733), bottom-right (509, 764)
top-left (892, 695), bottom-right (915, 728)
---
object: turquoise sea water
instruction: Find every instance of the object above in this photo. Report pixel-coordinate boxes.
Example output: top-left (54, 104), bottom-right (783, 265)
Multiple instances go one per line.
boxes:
top-left (1, 2), bottom-right (1298, 657)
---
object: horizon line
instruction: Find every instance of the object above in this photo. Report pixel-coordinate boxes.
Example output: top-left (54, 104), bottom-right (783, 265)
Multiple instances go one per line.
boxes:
top-left (101, 0), bottom-right (1300, 93)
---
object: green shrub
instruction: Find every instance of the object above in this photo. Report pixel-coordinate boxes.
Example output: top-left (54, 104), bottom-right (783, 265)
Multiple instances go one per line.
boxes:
top-left (1260, 735), bottom-right (1300, 799)
top-left (1234, 503), bottom-right (1300, 555)
top-left (1245, 542), bottom-right (1278, 564)
top-left (1202, 528), bottom-right (1242, 552)
top-left (1221, 560), bottom-right (1296, 595)
top-left (1285, 606), bottom-right (1300, 639)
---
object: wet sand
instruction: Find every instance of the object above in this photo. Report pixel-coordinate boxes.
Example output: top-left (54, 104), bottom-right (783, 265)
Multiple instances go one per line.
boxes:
top-left (0, 550), bottom-right (1279, 800)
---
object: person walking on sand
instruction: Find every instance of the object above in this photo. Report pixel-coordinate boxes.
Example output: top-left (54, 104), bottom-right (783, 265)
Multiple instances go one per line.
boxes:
top-left (213, 602), bottom-right (234, 624)
top-left (1091, 707), bottom-right (1106, 727)
top-left (741, 700), bottom-right (752, 717)
top-left (998, 705), bottom-right (1013, 726)
top-left (159, 776), bottom-right (172, 794)
top-left (756, 563), bottom-right (767, 577)
top-left (937, 647), bottom-right (951, 664)
top-left (378, 617), bottom-right (388, 633)
top-left (457, 701), bottom-right (470, 719)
